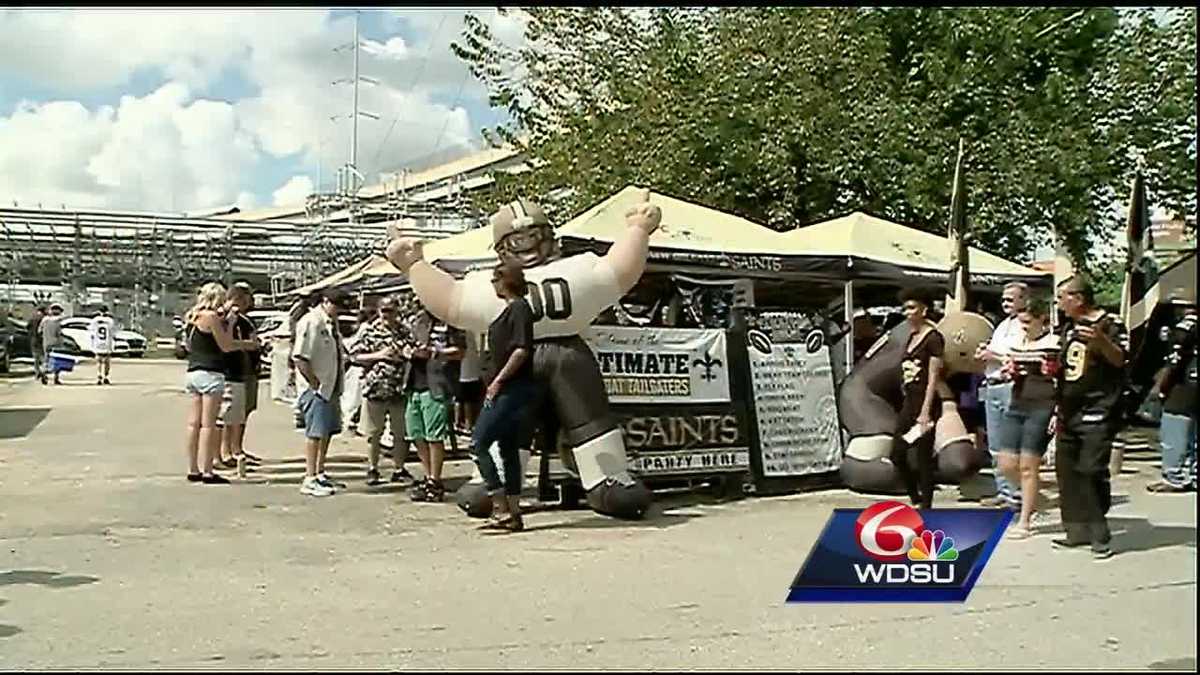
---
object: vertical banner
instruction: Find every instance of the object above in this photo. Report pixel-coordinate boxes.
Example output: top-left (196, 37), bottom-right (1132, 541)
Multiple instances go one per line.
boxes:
top-left (745, 312), bottom-right (843, 478)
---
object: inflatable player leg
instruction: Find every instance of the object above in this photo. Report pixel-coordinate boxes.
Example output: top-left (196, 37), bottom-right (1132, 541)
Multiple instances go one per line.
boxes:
top-left (572, 429), bottom-right (652, 520)
top-left (534, 337), bottom-right (652, 520)
top-left (840, 435), bottom-right (906, 494)
top-left (933, 402), bottom-right (987, 484)
top-left (455, 443), bottom-right (533, 518)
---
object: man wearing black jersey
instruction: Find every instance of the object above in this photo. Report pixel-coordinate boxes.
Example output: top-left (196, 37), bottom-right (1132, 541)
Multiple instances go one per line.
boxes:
top-left (1147, 307), bottom-right (1198, 493)
top-left (1050, 276), bottom-right (1129, 560)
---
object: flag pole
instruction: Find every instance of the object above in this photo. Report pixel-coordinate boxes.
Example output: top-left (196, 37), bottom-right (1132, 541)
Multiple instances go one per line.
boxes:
top-left (946, 137), bottom-right (969, 313)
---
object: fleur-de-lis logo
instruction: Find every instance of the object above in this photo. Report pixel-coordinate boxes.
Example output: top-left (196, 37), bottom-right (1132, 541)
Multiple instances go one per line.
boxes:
top-left (693, 353), bottom-right (724, 381)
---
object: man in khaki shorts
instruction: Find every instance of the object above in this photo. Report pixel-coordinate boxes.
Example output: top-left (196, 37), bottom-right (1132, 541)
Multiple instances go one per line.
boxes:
top-left (351, 296), bottom-right (418, 486)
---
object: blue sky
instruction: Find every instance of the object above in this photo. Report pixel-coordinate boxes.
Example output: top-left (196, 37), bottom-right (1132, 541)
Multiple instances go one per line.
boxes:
top-left (0, 8), bottom-right (521, 213)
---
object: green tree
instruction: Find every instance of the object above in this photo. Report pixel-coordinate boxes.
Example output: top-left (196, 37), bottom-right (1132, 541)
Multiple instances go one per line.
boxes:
top-left (453, 7), bottom-right (1196, 267)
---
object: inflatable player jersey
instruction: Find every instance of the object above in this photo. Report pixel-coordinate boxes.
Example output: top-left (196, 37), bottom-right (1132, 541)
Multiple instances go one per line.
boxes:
top-left (386, 192), bottom-right (664, 520)
top-left (839, 314), bottom-right (989, 494)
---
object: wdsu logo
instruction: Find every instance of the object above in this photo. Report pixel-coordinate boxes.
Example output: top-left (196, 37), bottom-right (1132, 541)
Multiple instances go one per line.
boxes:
top-left (786, 501), bottom-right (1011, 603)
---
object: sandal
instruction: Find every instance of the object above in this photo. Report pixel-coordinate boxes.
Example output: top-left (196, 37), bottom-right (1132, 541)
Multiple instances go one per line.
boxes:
top-left (478, 513), bottom-right (524, 533)
top-left (1007, 525), bottom-right (1032, 540)
top-left (1147, 481), bottom-right (1189, 493)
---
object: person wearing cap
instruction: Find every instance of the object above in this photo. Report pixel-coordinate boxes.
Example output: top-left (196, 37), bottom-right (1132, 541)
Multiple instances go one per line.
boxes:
top-left (351, 295), bottom-right (419, 486)
top-left (292, 289), bottom-right (351, 498)
top-left (89, 305), bottom-right (117, 385)
top-left (387, 190), bottom-right (662, 520)
top-left (40, 303), bottom-right (66, 385)
top-left (974, 282), bottom-right (1030, 509)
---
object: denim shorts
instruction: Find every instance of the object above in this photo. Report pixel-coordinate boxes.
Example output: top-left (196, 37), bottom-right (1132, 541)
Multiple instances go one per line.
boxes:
top-left (298, 389), bottom-right (342, 439)
top-left (184, 369), bottom-right (226, 397)
top-left (994, 404), bottom-right (1054, 456)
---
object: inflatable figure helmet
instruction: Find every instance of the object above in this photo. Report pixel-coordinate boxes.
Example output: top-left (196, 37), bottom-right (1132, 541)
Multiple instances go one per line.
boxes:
top-left (491, 199), bottom-right (560, 268)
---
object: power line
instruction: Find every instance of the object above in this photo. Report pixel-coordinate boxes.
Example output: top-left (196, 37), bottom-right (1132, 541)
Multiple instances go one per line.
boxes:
top-left (369, 11), bottom-right (451, 178)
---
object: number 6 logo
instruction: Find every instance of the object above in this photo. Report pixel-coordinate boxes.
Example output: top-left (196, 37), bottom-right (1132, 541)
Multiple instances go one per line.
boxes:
top-left (854, 501), bottom-right (926, 562)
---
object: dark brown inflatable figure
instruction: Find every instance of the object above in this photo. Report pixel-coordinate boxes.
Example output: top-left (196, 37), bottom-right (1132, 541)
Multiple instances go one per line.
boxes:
top-left (839, 312), bottom-right (991, 493)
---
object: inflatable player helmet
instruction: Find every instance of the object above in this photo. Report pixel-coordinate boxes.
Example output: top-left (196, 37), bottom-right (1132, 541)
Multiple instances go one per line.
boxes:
top-left (491, 199), bottom-right (560, 268)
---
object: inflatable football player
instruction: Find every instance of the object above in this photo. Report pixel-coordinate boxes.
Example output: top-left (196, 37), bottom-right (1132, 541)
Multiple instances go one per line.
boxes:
top-left (385, 190), bottom-right (662, 520)
top-left (839, 314), bottom-right (988, 493)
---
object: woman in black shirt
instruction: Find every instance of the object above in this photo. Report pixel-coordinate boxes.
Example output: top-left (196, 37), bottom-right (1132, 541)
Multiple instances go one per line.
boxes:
top-left (996, 298), bottom-right (1058, 538)
top-left (890, 288), bottom-right (946, 509)
top-left (471, 262), bottom-right (540, 532)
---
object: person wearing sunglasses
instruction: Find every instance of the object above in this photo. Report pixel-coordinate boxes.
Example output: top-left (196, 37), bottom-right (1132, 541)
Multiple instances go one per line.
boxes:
top-left (974, 282), bottom-right (1030, 510)
top-left (351, 296), bottom-right (419, 486)
top-left (470, 261), bottom-right (540, 532)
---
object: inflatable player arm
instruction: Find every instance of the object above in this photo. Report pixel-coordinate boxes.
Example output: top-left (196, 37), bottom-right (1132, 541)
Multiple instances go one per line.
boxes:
top-left (602, 188), bottom-right (662, 294)
top-left (384, 239), bottom-right (472, 328)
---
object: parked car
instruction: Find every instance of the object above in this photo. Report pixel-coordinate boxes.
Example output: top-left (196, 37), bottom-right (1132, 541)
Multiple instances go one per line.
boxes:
top-left (58, 317), bottom-right (148, 358)
top-left (0, 324), bottom-right (11, 373)
top-left (4, 317), bottom-right (33, 361)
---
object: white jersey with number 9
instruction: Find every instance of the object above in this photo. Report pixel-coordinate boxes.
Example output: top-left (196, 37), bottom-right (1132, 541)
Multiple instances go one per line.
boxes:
top-left (455, 253), bottom-right (622, 339)
top-left (90, 315), bottom-right (117, 354)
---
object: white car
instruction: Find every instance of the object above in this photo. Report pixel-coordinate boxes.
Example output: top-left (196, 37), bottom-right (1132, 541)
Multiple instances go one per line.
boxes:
top-left (58, 317), bottom-right (148, 358)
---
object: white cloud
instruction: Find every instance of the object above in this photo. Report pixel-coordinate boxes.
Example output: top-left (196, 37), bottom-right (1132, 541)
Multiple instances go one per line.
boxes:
top-left (1, 82), bottom-right (260, 211)
top-left (272, 175), bottom-right (314, 206)
top-left (361, 37), bottom-right (409, 60)
top-left (0, 8), bottom-right (525, 211)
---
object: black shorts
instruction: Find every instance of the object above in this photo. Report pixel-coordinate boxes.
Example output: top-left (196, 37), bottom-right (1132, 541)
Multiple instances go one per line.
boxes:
top-left (457, 379), bottom-right (483, 405)
top-left (529, 335), bottom-right (616, 446)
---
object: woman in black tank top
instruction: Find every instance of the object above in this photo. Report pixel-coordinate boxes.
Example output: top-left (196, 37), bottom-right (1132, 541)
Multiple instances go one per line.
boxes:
top-left (181, 283), bottom-right (257, 485)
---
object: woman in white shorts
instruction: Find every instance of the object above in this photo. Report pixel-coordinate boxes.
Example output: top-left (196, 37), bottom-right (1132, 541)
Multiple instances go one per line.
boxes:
top-left (182, 283), bottom-right (258, 485)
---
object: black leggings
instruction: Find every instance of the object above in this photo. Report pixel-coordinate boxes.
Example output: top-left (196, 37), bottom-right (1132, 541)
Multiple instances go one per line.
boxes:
top-left (891, 398), bottom-right (940, 509)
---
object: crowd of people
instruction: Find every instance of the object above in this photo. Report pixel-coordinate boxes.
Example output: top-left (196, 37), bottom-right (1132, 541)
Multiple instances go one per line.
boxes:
top-left (161, 257), bottom-right (1195, 543)
top-left (885, 277), bottom-right (1197, 560)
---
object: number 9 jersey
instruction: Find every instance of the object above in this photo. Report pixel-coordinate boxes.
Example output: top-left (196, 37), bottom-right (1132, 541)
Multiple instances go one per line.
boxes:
top-left (455, 253), bottom-right (622, 339)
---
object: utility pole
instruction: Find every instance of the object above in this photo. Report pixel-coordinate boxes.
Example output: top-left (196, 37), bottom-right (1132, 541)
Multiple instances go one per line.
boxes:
top-left (332, 10), bottom-right (380, 226)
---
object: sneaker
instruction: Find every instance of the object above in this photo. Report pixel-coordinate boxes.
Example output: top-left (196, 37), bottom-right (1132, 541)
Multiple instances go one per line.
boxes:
top-left (1092, 543), bottom-right (1114, 560)
top-left (316, 473), bottom-right (346, 490)
top-left (979, 495), bottom-right (1008, 508)
top-left (301, 477), bottom-right (334, 497)
top-left (201, 474), bottom-right (231, 485)
top-left (96, 377), bottom-right (103, 385)
top-left (391, 468), bottom-right (414, 484)
top-left (1051, 538), bottom-right (1089, 550)
top-left (366, 468), bottom-right (383, 486)
top-left (103, 378), bottom-right (111, 385)
top-left (187, 472), bottom-right (203, 483)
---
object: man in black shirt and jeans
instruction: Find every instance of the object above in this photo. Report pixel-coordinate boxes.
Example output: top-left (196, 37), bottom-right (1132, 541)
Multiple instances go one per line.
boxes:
top-left (1050, 276), bottom-right (1129, 559)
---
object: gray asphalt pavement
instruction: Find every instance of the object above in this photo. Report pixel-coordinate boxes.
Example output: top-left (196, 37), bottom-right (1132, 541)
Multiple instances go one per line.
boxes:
top-left (0, 360), bottom-right (1195, 670)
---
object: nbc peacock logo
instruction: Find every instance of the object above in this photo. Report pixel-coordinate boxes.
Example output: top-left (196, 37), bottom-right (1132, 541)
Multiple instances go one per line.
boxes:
top-left (906, 530), bottom-right (959, 562)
